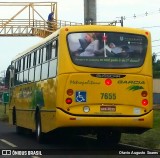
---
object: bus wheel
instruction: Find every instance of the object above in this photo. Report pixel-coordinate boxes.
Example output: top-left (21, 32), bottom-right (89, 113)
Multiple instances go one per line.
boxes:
top-left (97, 131), bottom-right (121, 145)
top-left (36, 113), bottom-right (44, 143)
top-left (12, 107), bottom-right (16, 125)
top-left (16, 126), bottom-right (24, 134)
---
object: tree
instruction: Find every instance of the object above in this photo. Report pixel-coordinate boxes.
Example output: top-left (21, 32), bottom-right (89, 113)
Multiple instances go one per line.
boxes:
top-left (152, 54), bottom-right (160, 78)
top-left (152, 53), bottom-right (157, 64)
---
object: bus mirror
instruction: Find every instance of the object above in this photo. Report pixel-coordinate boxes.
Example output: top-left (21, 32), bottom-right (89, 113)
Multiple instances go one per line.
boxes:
top-left (5, 65), bottom-right (14, 88)
top-left (5, 66), bottom-right (10, 88)
top-left (10, 67), bottom-right (14, 79)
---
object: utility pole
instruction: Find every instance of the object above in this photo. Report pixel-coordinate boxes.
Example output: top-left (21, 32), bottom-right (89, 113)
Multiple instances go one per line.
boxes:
top-left (120, 16), bottom-right (124, 27)
top-left (84, 0), bottom-right (96, 24)
top-left (116, 16), bottom-right (124, 26)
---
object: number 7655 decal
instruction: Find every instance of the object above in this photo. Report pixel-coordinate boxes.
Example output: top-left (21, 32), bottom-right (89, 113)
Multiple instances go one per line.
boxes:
top-left (100, 93), bottom-right (116, 100)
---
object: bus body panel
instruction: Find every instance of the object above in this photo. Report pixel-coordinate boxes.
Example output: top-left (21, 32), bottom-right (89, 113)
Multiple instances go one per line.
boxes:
top-left (9, 78), bottom-right (58, 132)
top-left (55, 108), bottom-right (153, 129)
top-left (8, 25), bottom-right (153, 136)
top-left (57, 73), bottom-right (152, 116)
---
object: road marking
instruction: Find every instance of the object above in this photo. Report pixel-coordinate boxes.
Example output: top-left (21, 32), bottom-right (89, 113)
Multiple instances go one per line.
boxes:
top-left (0, 139), bottom-right (17, 147)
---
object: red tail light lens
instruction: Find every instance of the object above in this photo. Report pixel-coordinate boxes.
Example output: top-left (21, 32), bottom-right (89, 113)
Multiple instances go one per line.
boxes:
top-left (65, 28), bottom-right (69, 31)
top-left (141, 91), bottom-right (148, 97)
top-left (145, 32), bottom-right (149, 35)
top-left (67, 89), bottom-right (73, 96)
top-left (66, 98), bottom-right (72, 104)
top-left (105, 79), bottom-right (112, 86)
top-left (142, 99), bottom-right (148, 106)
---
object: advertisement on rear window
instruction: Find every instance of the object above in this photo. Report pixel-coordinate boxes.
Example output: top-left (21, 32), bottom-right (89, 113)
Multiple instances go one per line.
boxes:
top-left (67, 32), bottom-right (148, 68)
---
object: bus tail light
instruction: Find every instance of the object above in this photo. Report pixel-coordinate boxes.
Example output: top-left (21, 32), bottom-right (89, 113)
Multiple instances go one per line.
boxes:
top-left (66, 98), bottom-right (72, 104)
top-left (67, 89), bottom-right (73, 96)
top-left (145, 32), bottom-right (149, 35)
top-left (65, 28), bottom-right (69, 31)
top-left (141, 91), bottom-right (148, 97)
top-left (142, 99), bottom-right (148, 106)
top-left (105, 78), bottom-right (112, 86)
top-left (138, 118), bottom-right (144, 121)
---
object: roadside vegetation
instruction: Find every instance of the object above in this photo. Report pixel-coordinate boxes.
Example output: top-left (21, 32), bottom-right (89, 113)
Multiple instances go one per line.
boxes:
top-left (0, 103), bottom-right (159, 150)
top-left (121, 109), bottom-right (160, 150)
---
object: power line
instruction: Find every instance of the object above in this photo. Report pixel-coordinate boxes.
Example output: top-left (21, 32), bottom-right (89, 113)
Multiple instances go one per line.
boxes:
top-left (141, 25), bottom-right (160, 29)
top-left (114, 9), bottom-right (160, 51)
top-left (154, 52), bottom-right (160, 54)
top-left (122, 8), bottom-right (160, 20)
top-left (152, 45), bottom-right (160, 47)
top-left (152, 39), bottom-right (160, 42)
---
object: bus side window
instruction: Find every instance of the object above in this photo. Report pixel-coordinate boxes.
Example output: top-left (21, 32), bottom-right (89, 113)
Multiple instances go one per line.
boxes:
top-left (28, 54), bottom-right (31, 68)
top-left (28, 53), bottom-right (35, 82)
top-left (29, 67), bottom-right (34, 82)
top-left (18, 60), bottom-right (21, 72)
top-left (35, 49), bottom-right (42, 81)
top-left (20, 58), bottom-right (23, 72)
top-left (25, 55), bottom-right (28, 69)
top-left (19, 71), bottom-right (23, 84)
top-left (47, 43), bottom-right (52, 60)
top-left (49, 59), bottom-right (57, 78)
top-left (33, 51), bottom-right (37, 66)
top-left (18, 58), bottom-right (24, 84)
top-left (23, 57), bottom-right (25, 70)
top-left (36, 49), bottom-right (42, 65)
top-left (24, 69), bottom-right (28, 83)
top-left (41, 45), bottom-right (48, 80)
top-left (24, 56), bottom-right (29, 83)
top-left (41, 62), bottom-right (48, 80)
top-left (39, 49), bottom-right (42, 64)
top-left (35, 65), bottom-right (41, 81)
top-left (14, 61), bottom-right (18, 85)
top-left (28, 53), bottom-right (34, 68)
top-left (30, 53), bottom-right (34, 67)
top-left (16, 59), bottom-right (22, 85)
top-left (48, 40), bottom-right (58, 78)
top-left (51, 40), bottom-right (57, 58)
top-left (42, 47), bottom-right (47, 63)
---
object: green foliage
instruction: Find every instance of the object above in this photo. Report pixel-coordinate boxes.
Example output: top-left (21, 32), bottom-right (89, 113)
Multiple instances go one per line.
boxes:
top-left (152, 54), bottom-right (160, 78)
top-left (121, 109), bottom-right (160, 150)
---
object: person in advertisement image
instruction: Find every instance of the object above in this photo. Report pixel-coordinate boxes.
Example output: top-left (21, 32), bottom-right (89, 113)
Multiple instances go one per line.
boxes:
top-left (68, 32), bottom-right (147, 68)
top-left (79, 33), bottom-right (99, 56)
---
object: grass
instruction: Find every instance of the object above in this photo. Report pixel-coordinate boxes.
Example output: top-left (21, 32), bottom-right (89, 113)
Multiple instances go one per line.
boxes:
top-left (0, 103), bottom-right (160, 150)
top-left (121, 110), bottom-right (160, 150)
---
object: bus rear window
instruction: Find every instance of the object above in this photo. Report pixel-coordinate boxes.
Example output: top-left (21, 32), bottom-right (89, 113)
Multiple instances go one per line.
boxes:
top-left (67, 32), bottom-right (148, 68)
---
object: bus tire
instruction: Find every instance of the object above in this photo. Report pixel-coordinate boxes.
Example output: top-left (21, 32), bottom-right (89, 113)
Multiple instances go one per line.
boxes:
top-left (16, 126), bottom-right (24, 134)
top-left (97, 131), bottom-right (121, 145)
top-left (109, 131), bottom-right (121, 145)
top-left (12, 107), bottom-right (16, 125)
top-left (35, 112), bottom-right (44, 143)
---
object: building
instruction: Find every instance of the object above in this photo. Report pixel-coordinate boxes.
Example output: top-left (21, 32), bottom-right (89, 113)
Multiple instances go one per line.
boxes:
top-left (153, 79), bottom-right (160, 105)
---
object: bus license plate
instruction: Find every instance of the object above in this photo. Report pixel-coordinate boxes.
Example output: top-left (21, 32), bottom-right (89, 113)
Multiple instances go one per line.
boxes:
top-left (100, 106), bottom-right (116, 112)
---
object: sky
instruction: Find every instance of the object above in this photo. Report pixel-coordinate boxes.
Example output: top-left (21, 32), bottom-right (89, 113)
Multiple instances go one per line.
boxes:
top-left (0, 0), bottom-right (160, 75)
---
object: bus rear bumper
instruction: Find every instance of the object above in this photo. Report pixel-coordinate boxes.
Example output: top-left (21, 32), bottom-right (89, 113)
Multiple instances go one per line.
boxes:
top-left (55, 109), bottom-right (153, 131)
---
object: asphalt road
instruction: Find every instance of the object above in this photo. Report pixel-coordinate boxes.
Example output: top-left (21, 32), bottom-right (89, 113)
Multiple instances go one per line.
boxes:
top-left (0, 121), bottom-right (159, 158)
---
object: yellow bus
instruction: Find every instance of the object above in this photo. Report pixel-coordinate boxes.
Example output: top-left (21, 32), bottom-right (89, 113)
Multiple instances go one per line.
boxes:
top-left (6, 25), bottom-right (153, 144)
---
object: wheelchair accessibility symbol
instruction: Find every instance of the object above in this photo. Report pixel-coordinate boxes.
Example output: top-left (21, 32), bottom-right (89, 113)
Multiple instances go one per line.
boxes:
top-left (76, 91), bottom-right (86, 102)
